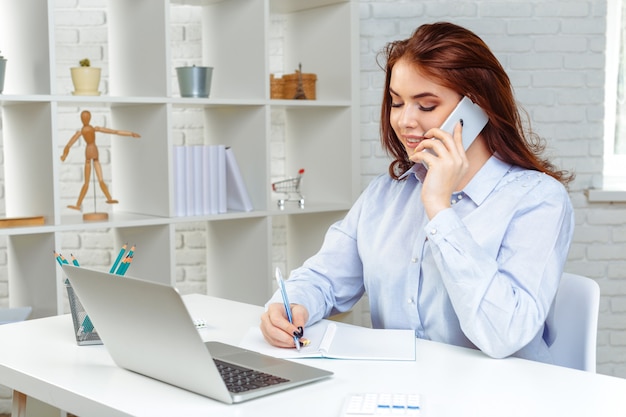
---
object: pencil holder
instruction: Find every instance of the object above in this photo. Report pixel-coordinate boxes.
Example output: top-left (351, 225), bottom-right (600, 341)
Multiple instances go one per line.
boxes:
top-left (66, 282), bottom-right (102, 345)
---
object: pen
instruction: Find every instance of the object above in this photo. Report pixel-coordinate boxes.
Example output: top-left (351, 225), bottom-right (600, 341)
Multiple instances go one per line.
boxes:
top-left (275, 267), bottom-right (301, 351)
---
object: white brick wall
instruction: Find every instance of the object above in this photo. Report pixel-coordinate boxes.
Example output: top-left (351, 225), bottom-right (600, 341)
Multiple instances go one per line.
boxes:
top-left (0, 0), bottom-right (625, 411)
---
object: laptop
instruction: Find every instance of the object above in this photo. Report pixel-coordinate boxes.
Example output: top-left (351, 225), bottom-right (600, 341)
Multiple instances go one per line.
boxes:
top-left (62, 265), bottom-right (332, 404)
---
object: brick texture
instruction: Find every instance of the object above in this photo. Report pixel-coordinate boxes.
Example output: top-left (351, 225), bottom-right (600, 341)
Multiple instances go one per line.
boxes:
top-left (0, 1), bottom-right (624, 412)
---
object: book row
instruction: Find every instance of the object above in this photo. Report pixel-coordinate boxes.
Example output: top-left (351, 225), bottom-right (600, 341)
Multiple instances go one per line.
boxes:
top-left (173, 145), bottom-right (253, 217)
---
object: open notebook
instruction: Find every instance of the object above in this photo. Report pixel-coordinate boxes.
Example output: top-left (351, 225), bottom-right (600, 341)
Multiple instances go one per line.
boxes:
top-left (240, 320), bottom-right (416, 361)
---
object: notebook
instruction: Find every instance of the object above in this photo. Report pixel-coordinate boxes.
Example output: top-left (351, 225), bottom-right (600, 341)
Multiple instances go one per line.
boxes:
top-left (240, 320), bottom-right (416, 361)
top-left (61, 265), bottom-right (332, 404)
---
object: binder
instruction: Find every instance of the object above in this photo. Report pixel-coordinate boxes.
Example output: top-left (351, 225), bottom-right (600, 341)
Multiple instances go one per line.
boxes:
top-left (225, 147), bottom-right (253, 212)
top-left (172, 144), bottom-right (251, 215)
top-left (173, 146), bottom-right (186, 217)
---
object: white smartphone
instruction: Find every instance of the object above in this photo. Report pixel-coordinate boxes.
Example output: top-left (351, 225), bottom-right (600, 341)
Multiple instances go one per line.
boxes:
top-left (421, 96), bottom-right (488, 169)
top-left (422, 96), bottom-right (489, 168)
top-left (439, 95), bottom-right (489, 151)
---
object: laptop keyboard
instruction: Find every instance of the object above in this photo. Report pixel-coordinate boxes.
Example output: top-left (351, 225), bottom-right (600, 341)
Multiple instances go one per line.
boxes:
top-left (213, 359), bottom-right (290, 393)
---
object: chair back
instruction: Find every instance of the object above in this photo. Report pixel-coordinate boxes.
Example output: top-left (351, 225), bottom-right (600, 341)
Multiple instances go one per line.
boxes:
top-left (545, 273), bottom-right (600, 372)
top-left (0, 306), bottom-right (32, 325)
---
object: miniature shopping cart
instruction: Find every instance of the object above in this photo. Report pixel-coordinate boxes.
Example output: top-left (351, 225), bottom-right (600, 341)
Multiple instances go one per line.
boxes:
top-left (272, 169), bottom-right (305, 209)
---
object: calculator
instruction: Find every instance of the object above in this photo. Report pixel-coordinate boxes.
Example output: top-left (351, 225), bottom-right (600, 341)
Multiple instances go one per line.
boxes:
top-left (340, 393), bottom-right (421, 416)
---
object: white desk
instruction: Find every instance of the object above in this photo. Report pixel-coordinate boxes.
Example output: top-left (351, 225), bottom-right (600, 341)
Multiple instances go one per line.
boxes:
top-left (1, 294), bottom-right (625, 417)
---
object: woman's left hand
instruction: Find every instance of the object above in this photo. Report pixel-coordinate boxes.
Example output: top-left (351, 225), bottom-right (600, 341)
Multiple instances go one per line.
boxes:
top-left (410, 121), bottom-right (469, 219)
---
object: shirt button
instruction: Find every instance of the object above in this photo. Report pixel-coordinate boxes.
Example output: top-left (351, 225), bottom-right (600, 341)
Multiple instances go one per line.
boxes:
top-left (411, 257), bottom-right (418, 263)
top-left (430, 228), bottom-right (437, 235)
top-left (408, 298), bottom-right (415, 304)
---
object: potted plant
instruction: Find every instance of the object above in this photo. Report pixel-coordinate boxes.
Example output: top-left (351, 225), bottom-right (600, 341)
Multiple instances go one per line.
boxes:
top-left (70, 58), bottom-right (101, 96)
top-left (0, 51), bottom-right (6, 94)
top-left (176, 65), bottom-right (213, 98)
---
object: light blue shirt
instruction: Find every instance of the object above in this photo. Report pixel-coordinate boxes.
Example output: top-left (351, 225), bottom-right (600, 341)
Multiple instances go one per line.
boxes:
top-left (269, 156), bottom-right (574, 363)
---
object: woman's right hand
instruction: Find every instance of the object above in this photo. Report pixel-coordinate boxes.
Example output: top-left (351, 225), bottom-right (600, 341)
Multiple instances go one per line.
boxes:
top-left (260, 302), bottom-right (309, 348)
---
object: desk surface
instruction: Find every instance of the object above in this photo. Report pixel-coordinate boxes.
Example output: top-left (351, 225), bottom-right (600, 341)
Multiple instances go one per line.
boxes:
top-left (1, 294), bottom-right (625, 417)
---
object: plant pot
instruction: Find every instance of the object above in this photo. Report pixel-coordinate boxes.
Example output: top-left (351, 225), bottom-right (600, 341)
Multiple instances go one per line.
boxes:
top-left (176, 66), bottom-right (213, 98)
top-left (0, 58), bottom-right (6, 94)
top-left (70, 66), bottom-right (101, 96)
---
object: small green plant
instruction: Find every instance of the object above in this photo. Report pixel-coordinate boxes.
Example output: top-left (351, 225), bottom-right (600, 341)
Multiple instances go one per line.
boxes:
top-left (79, 58), bottom-right (90, 67)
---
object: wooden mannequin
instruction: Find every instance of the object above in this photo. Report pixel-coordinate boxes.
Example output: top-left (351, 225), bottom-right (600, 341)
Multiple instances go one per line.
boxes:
top-left (61, 110), bottom-right (140, 212)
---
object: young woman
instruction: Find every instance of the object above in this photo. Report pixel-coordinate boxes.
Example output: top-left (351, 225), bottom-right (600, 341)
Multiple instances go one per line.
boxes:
top-left (260, 22), bottom-right (574, 364)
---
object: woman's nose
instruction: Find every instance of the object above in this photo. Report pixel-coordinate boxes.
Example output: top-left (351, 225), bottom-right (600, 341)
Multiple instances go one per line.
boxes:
top-left (398, 105), bottom-right (418, 129)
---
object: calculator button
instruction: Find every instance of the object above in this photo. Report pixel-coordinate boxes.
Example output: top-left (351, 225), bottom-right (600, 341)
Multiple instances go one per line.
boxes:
top-left (341, 393), bottom-right (421, 416)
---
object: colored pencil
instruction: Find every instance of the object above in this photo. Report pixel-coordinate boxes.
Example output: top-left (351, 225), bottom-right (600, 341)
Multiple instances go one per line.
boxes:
top-left (109, 243), bottom-right (128, 273)
top-left (115, 245), bottom-right (135, 276)
top-left (54, 251), bottom-right (68, 267)
top-left (117, 255), bottom-right (134, 276)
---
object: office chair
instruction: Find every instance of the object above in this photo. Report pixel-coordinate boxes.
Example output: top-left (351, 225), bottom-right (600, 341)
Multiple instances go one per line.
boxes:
top-left (0, 306), bottom-right (32, 325)
top-left (545, 273), bottom-right (600, 372)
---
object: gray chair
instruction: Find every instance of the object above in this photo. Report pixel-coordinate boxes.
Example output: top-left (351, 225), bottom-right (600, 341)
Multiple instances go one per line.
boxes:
top-left (545, 273), bottom-right (600, 372)
top-left (0, 306), bottom-right (32, 325)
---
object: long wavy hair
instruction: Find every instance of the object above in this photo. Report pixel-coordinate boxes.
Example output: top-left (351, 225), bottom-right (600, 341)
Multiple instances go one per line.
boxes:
top-left (378, 22), bottom-right (573, 185)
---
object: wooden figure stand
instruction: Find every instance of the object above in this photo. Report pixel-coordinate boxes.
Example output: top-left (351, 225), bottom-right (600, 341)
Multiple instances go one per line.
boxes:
top-left (60, 110), bottom-right (140, 221)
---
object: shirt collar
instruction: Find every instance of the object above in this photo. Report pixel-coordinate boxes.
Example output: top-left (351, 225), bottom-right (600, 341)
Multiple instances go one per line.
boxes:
top-left (397, 156), bottom-right (513, 206)
top-left (398, 163), bottom-right (428, 182)
top-left (462, 156), bottom-right (513, 205)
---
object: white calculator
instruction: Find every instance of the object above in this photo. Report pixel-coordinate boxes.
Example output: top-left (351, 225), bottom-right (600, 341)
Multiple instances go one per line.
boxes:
top-left (340, 393), bottom-right (421, 416)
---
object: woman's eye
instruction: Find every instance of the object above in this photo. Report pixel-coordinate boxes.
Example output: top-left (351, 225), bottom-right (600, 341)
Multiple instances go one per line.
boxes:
top-left (419, 105), bottom-right (436, 112)
top-left (391, 102), bottom-right (403, 108)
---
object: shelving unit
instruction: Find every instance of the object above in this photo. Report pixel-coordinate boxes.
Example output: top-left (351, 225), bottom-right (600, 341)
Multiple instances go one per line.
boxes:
top-left (0, 0), bottom-right (359, 318)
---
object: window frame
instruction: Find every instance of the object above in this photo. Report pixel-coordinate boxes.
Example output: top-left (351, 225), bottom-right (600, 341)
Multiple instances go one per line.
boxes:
top-left (602, 0), bottom-right (626, 190)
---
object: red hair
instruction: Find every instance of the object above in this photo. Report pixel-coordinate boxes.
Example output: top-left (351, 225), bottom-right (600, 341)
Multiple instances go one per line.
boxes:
top-left (378, 22), bottom-right (573, 185)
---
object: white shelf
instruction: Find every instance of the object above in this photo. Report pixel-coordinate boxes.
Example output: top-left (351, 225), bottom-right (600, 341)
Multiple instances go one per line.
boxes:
top-left (0, 96), bottom-right (353, 107)
top-left (0, 0), bottom-right (359, 316)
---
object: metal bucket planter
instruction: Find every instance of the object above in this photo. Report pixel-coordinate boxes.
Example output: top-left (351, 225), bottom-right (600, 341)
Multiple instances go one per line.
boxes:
top-left (176, 66), bottom-right (213, 98)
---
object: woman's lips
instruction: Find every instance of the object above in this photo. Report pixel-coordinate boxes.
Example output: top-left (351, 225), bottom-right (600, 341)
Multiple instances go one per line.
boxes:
top-left (404, 135), bottom-right (427, 149)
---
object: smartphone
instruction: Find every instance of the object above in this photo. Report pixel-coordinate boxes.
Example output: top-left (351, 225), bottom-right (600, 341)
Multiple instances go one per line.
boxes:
top-left (422, 96), bottom-right (489, 168)
top-left (439, 96), bottom-right (489, 151)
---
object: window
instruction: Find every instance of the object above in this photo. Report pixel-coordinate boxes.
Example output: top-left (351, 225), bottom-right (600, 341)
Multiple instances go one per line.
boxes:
top-left (603, 0), bottom-right (626, 189)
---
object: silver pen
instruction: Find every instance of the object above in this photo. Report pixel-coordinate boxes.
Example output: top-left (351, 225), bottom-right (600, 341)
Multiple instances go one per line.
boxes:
top-left (275, 267), bottom-right (301, 351)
